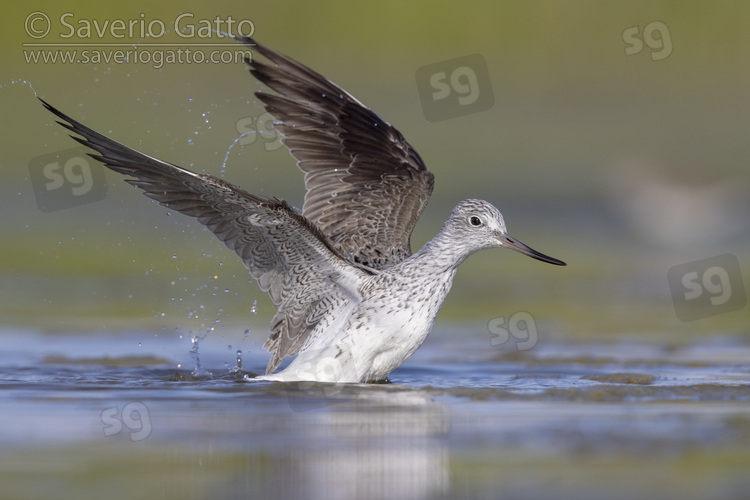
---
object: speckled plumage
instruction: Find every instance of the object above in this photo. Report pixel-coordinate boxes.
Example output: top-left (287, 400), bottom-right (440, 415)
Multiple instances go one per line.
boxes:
top-left (40, 37), bottom-right (565, 383)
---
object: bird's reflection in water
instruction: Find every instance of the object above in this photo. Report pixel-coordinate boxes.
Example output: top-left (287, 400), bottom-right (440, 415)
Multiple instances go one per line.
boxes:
top-left (225, 387), bottom-right (450, 500)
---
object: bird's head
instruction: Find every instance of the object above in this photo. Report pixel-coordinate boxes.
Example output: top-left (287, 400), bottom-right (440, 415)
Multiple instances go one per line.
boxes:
top-left (446, 199), bottom-right (566, 266)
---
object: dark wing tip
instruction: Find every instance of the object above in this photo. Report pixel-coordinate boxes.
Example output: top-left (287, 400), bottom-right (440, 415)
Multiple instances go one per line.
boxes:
top-left (39, 97), bottom-right (77, 128)
top-left (235, 35), bottom-right (255, 45)
top-left (40, 97), bottom-right (96, 146)
top-left (39, 96), bottom-right (62, 119)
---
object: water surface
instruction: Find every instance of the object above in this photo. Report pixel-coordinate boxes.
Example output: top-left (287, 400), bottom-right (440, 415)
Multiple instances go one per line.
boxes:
top-left (2, 326), bottom-right (749, 500)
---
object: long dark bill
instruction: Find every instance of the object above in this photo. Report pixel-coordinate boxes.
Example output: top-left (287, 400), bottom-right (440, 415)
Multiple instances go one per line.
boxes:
top-left (499, 234), bottom-right (566, 266)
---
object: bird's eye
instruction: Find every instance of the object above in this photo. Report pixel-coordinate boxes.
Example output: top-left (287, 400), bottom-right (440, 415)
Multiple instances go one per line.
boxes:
top-left (470, 216), bottom-right (482, 227)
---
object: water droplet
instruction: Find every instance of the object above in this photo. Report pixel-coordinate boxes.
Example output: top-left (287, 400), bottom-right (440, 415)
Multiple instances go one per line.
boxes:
top-left (244, 329), bottom-right (250, 338)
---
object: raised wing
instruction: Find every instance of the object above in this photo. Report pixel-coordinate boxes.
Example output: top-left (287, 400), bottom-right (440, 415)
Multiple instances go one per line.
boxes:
top-left (40, 98), bottom-right (369, 374)
top-left (240, 37), bottom-right (435, 269)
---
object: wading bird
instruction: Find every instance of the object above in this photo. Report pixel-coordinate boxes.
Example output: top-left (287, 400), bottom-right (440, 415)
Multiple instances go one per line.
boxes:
top-left (40, 37), bottom-right (565, 383)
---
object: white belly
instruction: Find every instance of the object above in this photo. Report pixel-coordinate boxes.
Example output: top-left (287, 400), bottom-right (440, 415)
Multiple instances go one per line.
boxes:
top-left (257, 271), bottom-right (453, 383)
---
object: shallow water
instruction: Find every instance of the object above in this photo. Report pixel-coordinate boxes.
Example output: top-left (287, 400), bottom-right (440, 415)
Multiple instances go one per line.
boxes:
top-left (1, 326), bottom-right (749, 500)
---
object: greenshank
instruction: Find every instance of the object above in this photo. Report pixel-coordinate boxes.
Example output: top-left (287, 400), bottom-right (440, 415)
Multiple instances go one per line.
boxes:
top-left (40, 37), bottom-right (565, 383)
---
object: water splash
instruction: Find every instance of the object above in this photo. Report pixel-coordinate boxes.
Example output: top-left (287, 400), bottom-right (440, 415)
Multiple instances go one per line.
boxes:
top-left (220, 128), bottom-right (257, 175)
top-left (1, 79), bottom-right (39, 97)
top-left (189, 330), bottom-right (211, 377)
top-left (229, 349), bottom-right (244, 374)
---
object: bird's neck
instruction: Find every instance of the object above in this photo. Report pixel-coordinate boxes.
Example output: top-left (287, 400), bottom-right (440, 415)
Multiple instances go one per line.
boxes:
top-left (410, 225), bottom-right (472, 274)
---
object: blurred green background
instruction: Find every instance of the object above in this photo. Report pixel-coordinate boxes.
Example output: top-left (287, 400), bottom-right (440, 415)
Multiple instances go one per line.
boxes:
top-left (2, 1), bottom-right (748, 337)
